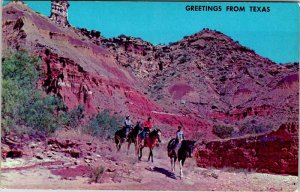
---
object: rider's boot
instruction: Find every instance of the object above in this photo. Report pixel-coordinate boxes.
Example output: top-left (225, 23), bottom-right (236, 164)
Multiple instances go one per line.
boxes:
top-left (125, 129), bottom-right (129, 140)
top-left (141, 139), bottom-right (144, 146)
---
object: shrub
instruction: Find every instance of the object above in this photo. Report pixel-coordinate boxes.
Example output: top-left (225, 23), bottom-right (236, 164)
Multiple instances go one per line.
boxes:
top-left (179, 54), bottom-right (189, 64)
top-left (2, 50), bottom-right (40, 127)
top-left (2, 50), bottom-right (40, 88)
top-left (86, 109), bottom-right (122, 139)
top-left (168, 42), bottom-right (177, 46)
top-left (2, 50), bottom-right (65, 136)
top-left (239, 121), bottom-right (272, 135)
top-left (18, 94), bottom-right (65, 135)
top-left (118, 34), bottom-right (126, 38)
top-left (212, 125), bottom-right (234, 139)
top-left (89, 165), bottom-right (105, 183)
top-left (60, 105), bottom-right (85, 128)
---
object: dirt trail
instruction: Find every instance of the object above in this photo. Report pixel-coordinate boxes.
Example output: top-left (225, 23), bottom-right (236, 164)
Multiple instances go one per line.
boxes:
top-left (1, 135), bottom-right (298, 191)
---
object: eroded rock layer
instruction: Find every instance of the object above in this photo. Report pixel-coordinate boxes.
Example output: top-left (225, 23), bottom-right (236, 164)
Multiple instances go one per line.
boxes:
top-left (195, 123), bottom-right (298, 175)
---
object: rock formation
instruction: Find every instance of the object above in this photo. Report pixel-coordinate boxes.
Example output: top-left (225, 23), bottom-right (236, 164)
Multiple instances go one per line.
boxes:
top-left (50, 0), bottom-right (69, 26)
top-left (195, 123), bottom-right (298, 175)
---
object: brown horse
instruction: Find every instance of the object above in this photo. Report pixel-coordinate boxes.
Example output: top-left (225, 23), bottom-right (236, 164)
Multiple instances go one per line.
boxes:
top-left (126, 122), bottom-right (142, 155)
top-left (167, 139), bottom-right (196, 179)
top-left (136, 129), bottom-right (162, 162)
top-left (114, 127), bottom-right (126, 151)
top-left (114, 122), bottom-right (142, 153)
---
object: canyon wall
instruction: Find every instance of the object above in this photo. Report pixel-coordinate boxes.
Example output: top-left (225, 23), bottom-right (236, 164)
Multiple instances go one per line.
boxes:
top-left (195, 123), bottom-right (298, 175)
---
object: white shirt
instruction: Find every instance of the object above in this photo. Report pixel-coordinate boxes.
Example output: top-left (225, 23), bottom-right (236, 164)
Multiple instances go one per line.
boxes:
top-left (125, 119), bottom-right (132, 127)
top-left (176, 130), bottom-right (184, 141)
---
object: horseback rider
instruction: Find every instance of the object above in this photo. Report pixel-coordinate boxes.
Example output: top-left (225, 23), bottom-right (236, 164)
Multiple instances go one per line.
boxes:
top-left (141, 117), bottom-right (153, 144)
top-left (175, 125), bottom-right (184, 150)
top-left (124, 115), bottom-right (133, 138)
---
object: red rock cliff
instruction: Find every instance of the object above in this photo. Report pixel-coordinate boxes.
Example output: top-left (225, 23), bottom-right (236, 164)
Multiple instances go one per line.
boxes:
top-left (195, 123), bottom-right (298, 175)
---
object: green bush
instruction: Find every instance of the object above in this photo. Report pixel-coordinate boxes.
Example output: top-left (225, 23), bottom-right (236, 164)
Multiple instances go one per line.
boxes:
top-left (86, 109), bottom-right (122, 139)
top-left (60, 105), bottom-right (85, 128)
top-left (212, 125), bottom-right (234, 139)
top-left (2, 50), bottom-right (40, 88)
top-left (18, 93), bottom-right (66, 135)
top-left (2, 50), bottom-right (65, 136)
top-left (2, 51), bottom-right (40, 126)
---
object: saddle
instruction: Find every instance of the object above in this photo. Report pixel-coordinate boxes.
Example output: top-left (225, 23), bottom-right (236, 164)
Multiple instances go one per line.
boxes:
top-left (118, 126), bottom-right (126, 139)
top-left (138, 129), bottom-right (150, 146)
top-left (145, 130), bottom-right (150, 137)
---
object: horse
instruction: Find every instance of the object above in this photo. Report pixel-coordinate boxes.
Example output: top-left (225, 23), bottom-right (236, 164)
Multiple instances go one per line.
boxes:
top-left (114, 122), bottom-right (143, 153)
top-left (114, 126), bottom-right (126, 151)
top-left (137, 129), bottom-right (162, 162)
top-left (126, 122), bottom-right (142, 155)
top-left (167, 139), bottom-right (196, 179)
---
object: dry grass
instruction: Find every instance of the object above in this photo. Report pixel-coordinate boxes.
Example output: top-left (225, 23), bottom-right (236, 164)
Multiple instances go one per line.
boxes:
top-left (155, 143), bottom-right (168, 160)
top-left (221, 166), bottom-right (251, 175)
top-left (89, 164), bottom-right (106, 183)
top-left (53, 127), bottom-right (94, 142)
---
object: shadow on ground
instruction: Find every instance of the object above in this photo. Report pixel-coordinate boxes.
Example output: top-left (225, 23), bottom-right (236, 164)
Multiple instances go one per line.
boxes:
top-left (152, 166), bottom-right (176, 179)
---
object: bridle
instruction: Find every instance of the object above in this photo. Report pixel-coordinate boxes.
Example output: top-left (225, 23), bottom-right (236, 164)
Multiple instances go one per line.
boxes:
top-left (156, 130), bottom-right (162, 143)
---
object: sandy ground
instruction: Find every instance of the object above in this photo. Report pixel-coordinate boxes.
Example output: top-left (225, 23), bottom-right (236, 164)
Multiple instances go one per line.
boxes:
top-left (1, 141), bottom-right (298, 191)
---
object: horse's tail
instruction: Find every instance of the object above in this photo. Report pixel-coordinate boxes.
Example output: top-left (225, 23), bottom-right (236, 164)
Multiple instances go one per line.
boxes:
top-left (115, 134), bottom-right (119, 145)
top-left (115, 130), bottom-right (123, 147)
top-left (167, 138), bottom-right (176, 157)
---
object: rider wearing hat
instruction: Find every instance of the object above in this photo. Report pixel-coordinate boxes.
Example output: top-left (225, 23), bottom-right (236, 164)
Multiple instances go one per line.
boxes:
top-left (124, 115), bottom-right (133, 138)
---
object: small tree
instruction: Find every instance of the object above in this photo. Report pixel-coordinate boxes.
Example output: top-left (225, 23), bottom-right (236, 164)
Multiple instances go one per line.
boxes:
top-left (18, 93), bottom-right (64, 135)
top-left (86, 109), bottom-right (122, 139)
top-left (60, 105), bottom-right (85, 128)
top-left (212, 125), bottom-right (234, 139)
top-left (2, 50), bottom-right (65, 136)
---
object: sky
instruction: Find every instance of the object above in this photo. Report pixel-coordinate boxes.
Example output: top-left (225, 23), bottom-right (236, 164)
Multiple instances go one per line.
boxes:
top-left (3, 1), bottom-right (300, 63)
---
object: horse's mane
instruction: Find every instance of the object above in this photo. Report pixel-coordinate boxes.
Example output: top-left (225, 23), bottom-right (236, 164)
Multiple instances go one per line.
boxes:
top-left (149, 129), bottom-right (160, 137)
top-left (181, 140), bottom-right (196, 149)
top-left (182, 140), bottom-right (194, 144)
top-left (133, 123), bottom-right (141, 130)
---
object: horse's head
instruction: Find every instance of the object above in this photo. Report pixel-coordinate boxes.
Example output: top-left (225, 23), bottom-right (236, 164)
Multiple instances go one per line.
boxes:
top-left (151, 129), bottom-right (162, 143)
top-left (156, 129), bottom-right (162, 143)
top-left (134, 121), bottom-right (143, 131)
top-left (185, 140), bottom-right (196, 158)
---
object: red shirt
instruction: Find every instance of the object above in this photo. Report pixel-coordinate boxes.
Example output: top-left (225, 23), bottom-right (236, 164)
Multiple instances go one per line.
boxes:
top-left (143, 120), bottom-right (153, 129)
